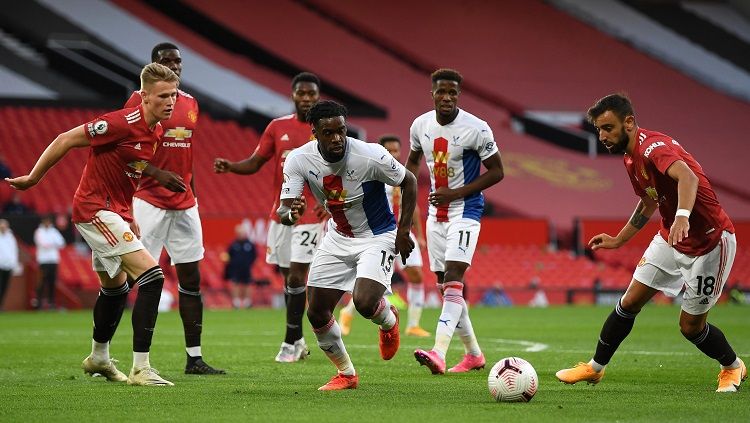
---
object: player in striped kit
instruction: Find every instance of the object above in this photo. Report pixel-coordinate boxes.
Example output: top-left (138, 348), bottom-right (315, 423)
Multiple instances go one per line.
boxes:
top-left (278, 101), bottom-right (418, 390)
top-left (338, 134), bottom-right (430, 338)
top-left (407, 69), bottom-right (504, 375)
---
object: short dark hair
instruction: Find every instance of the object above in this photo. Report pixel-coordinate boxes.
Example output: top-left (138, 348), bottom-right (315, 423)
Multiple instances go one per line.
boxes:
top-left (306, 100), bottom-right (347, 126)
top-left (151, 42), bottom-right (179, 62)
top-left (431, 68), bottom-right (463, 86)
top-left (377, 134), bottom-right (400, 146)
top-left (587, 93), bottom-right (635, 123)
top-left (292, 72), bottom-right (321, 90)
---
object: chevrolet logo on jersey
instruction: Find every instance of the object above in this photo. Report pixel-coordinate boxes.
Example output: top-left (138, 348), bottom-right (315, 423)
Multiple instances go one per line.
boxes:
top-left (325, 189), bottom-right (347, 202)
top-left (164, 127), bottom-right (193, 141)
top-left (432, 151), bottom-right (450, 164)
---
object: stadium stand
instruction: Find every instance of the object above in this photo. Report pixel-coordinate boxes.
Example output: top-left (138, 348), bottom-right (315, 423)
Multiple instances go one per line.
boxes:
top-left (2, 1), bottom-right (749, 309)
top-left (301, 0), bottom-right (750, 210)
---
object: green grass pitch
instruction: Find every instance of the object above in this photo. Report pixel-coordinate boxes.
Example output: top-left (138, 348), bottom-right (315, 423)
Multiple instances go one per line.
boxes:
top-left (0, 305), bottom-right (747, 422)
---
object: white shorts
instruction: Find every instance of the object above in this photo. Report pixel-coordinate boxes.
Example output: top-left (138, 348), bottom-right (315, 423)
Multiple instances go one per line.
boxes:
top-left (426, 218), bottom-right (481, 272)
top-left (132, 197), bottom-right (204, 265)
top-left (633, 231), bottom-right (736, 315)
top-left (266, 221), bottom-right (324, 267)
top-left (307, 229), bottom-right (397, 292)
top-left (75, 210), bottom-right (145, 278)
top-left (395, 232), bottom-right (423, 269)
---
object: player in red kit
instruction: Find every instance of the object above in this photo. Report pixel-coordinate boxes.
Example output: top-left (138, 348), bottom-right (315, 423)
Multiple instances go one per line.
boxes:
top-left (214, 72), bottom-right (324, 362)
top-left (6, 63), bottom-right (179, 386)
top-left (556, 93), bottom-right (746, 393)
top-left (125, 43), bottom-right (224, 375)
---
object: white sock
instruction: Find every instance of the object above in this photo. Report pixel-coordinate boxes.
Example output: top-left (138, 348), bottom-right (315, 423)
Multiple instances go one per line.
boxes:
top-left (432, 282), bottom-right (464, 360)
top-left (133, 352), bottom-right (150, 369)
top-left (589, 359), bottom-right (605, 372)
top-left (721, 358), bottom-right (741, 370)
top-left (314, 318), bottom-right (355, 376)
top-left (91, 340), bottom-right (109, 363)
top-left (342, 298), bottom-right (356, 314)
top-left (186, 346), bottom-right (201, 358)
top-left (368, 297), bottom-right (396, 330)
top-left (454, 303), bottom-right (481, 356)
top-left (407, 284), bottom-right (424, 328)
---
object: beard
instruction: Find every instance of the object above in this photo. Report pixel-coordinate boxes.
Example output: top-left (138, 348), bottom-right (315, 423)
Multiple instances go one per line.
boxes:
top-left (607, 131), bottom-right (629, 154)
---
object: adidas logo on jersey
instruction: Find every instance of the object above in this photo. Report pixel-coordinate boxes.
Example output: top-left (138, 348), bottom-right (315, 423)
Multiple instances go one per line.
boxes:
top-left (134, 143), bottom-right (142, 150)
top-left (699, 298), bottom-right (710, 305)
top-left (281, 134), bottom-right (290, 141)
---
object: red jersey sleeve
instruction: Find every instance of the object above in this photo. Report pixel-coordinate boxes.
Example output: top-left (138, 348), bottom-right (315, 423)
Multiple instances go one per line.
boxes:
top-left (643, 139), bottom-right (680, 176)
top-left (84, 110), bottom-right (132, 147)
top-left (123, 91), bottom-right (141, 109)
top-left (253, 121), bottom-right (276, 160)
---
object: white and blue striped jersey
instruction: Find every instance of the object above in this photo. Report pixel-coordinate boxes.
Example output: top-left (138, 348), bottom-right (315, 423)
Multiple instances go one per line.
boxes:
top-left (410, 108), bottom-right (499, 222)
top-left (281, 138), bottom-right (406, 238)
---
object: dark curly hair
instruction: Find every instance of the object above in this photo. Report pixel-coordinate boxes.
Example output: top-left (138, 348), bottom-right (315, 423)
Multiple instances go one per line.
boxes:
top-left (377, 134), bottom-right (400, 146)
top-left (306, 100), bottom-right (348, 126)
top-left (431, 68), bottom-right (463, 86)
top-left (587, 93), bottom-right (635, 123)
top-left (292, 72), bottom-right (321, 90)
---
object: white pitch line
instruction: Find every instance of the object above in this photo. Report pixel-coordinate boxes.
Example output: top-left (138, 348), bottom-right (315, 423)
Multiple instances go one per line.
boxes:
top-left (485, 338), bottom-right (549, 352)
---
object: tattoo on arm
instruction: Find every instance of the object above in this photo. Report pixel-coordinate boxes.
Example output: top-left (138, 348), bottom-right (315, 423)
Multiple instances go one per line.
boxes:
top-left (629, 202), bottom-right (649, 229)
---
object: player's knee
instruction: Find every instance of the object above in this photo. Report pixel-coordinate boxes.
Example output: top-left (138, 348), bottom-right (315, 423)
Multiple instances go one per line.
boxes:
top-left (306, 307), bottom-right (330, 329)
top-left (679, 320), bottom-right (705, 339)
top-left (286, 271), bottom-right (306, 289)
top-left (175, 263), bottom-right (201, 291)
top-left (618, 297), bottom-right (643, 315)
top-left (352, 292), bottom-right (379, 317)
top-left (407, 269), bottom-right (423, 284)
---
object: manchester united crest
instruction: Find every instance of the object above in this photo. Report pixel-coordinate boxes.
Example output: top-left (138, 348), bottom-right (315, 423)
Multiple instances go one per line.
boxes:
top-left (123, 232), bottom-right (134, 242)
top-left (188, 110), bottom-right (198, 123)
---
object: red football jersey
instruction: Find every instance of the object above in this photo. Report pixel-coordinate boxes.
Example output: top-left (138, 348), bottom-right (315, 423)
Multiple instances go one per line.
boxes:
top-left (73, 105), bottom-right (162, 223)
top-left (126, 90), bottom-right (198, 210)
top-left (255, 114), bottom-right (320, 224)
top-left (624, 128), bottom-right (734, 255)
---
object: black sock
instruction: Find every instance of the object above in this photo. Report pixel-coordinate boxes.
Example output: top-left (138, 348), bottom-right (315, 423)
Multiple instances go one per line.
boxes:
top-left (685, 323), bottom-right (737, 367)
top-left (92, 283), bottom-right (129, 343)
top-left (178, 284), bottom-right (203, 351)
top-left (593, 300), bottom-right (638, 366)
top-left (284, 287), bottom-right (306, 344)
top-left (131, 266), bottom-right (164, 353)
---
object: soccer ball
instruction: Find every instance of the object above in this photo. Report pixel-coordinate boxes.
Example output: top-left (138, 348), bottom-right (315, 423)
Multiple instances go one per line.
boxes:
top-left (487, 357), bottom-right (538, 402)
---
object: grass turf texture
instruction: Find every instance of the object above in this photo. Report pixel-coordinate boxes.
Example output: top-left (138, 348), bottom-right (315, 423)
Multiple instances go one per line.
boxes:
top-left (0, 305), bottom-right (747, 422)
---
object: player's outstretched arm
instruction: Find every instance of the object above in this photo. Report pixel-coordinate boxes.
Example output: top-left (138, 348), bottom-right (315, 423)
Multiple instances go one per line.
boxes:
top-left (142, 164), bottom-right (187, 193)
top-left (213, 154), bottom-right (269, 175)
top-left (665, 160), bottom-right (698, 245)
top-left (5, 125), bottom-right (90, 190)
top-left (395, 170), bottom-right (417, 262)
top-left (589, 196), bottom-right (658, 250)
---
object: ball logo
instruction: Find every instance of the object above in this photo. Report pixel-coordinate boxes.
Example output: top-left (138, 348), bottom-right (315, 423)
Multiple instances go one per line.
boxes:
top-left (123, 232), bottom-right (134, 242)
top-left (94, 120), bottom-right (108, 135)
